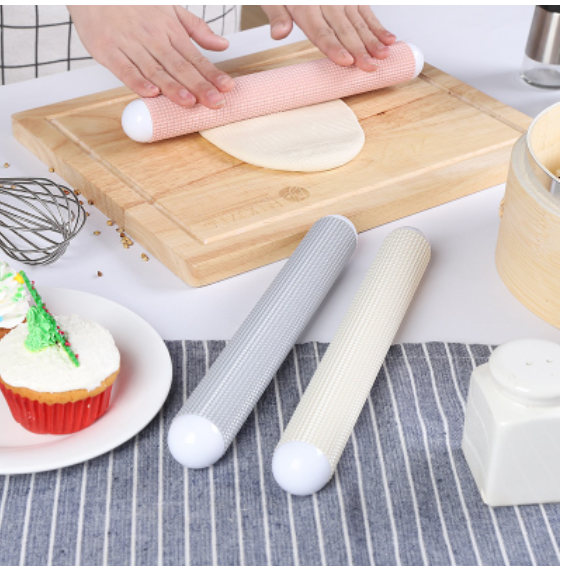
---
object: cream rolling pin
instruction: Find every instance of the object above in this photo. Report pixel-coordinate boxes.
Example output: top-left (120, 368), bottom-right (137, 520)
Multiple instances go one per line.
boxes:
top-left (168, 215), bottom-right (358, 469)
top-left (272, 227), bottom-right (431, 495)
top-left (122, 42), bottom-right (424, 143)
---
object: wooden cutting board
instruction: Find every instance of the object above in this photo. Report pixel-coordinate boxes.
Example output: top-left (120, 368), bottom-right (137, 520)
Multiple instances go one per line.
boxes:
top-left (12, 41), bottom-right (531, 286)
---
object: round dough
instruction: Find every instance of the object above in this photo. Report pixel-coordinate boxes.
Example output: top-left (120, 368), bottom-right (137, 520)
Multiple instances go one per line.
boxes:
top-left (200, 99), bottom-right (365, 172)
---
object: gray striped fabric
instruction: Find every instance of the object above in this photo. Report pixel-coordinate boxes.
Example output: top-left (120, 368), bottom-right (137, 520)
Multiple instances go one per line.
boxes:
top-left (0, 341), bottom-right (559, 566)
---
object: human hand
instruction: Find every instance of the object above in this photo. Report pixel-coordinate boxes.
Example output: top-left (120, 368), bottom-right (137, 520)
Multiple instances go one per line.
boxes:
top-left (67, 5), bottom-right (235, 108)
top-left (261, 6), bottom-right (396, 72)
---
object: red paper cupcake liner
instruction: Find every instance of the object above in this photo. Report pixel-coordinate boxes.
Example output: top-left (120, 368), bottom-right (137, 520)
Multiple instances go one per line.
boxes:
top-left (0, 381), bottom-right (113, 434)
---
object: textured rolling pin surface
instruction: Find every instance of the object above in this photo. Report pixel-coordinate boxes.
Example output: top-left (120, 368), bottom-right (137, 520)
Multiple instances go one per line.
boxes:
top-left (143, 41), bottom-right (416, 142)
top-left (176, 216), bottom-right (357, 447)
top-left (278, 228), bottom-right (431, 472)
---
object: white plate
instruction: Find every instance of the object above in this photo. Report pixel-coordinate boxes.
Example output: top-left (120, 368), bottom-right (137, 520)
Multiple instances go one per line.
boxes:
top-left (0, 288), bottom-right (173, 475)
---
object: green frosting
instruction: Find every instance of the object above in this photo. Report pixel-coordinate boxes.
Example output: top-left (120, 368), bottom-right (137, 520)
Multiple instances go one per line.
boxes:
top-left (24, 305), bottom-right (59, 351)
top-left (19, 271), bottom-right (80, 367)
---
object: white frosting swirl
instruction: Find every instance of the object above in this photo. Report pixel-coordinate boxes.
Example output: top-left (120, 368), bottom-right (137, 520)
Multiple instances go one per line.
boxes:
top-left (0, 261), bottom-right (28, 330)
top-left (0, 314), bottom-right (120, 392)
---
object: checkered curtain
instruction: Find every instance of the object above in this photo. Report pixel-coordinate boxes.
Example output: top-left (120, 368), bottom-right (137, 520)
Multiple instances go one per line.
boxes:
top-left (0, 5), bottom-right (240, 85)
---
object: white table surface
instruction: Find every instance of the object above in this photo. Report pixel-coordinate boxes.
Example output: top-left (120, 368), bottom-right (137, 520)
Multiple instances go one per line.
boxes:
top-left (0, 6), bottom-right (559, 345)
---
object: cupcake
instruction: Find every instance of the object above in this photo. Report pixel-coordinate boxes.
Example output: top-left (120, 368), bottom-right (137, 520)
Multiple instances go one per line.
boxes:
top-left (0, 273), bottom-right (120, 434)
top-left (0, 261), bottom-right (29, 339)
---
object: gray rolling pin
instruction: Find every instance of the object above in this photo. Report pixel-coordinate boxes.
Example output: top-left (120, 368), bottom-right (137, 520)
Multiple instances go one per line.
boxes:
top-left (168, 215), bottom-right (358, 469)
top-left (272, 227), bottom-right (431, 495)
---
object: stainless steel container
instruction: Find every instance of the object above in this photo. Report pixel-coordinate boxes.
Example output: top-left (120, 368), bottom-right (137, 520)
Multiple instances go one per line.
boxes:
top-left (521, 5), bottom-right (560, 89)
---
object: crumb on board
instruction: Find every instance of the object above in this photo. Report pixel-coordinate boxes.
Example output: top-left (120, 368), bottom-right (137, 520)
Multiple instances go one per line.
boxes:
top-left (93, 230), bottom-right (101, 236)
top-left (49, 167), bottom-right (54, 172)
top-left (141, 253), bottom-right (149, 261)
top-left (74, 189), bottom-right (81, 195)
top-left (88, 200), bottom-right (94, 205)
top-left (97, 271), bottom-right (103, 277)
top-left (3, 163), bottom-right (9, 168)
top-left (86, 212), bottom-right (90, 217)
top-left (106, 220), bottom-right (114, 226)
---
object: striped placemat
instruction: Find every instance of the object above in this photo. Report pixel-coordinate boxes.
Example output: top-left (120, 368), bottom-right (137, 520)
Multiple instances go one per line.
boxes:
top-left (0, 342), bottom-right (559, 566)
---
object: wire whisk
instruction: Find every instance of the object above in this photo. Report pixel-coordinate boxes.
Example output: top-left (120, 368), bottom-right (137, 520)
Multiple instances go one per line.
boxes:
top-left (0, 178), bottom-right (86, 265)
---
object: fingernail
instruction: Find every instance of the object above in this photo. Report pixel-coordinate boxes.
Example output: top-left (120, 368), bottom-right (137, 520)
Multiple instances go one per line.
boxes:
top-left (273, 21), bottom-right (286, 30)
top-left (363, 54), bottom-right (379, 67)
top-left (385, 31), bottom-right (395, 38)
top-left (340, 49), bottom-right (354, 62)
top-left (146, 83), bottom-right (160, 92)
top-left (207, 90), bottom-right (225, 106)
top-left (376, 44), bottom-right (390, 53)
top-left (217, 75), bottom-right (232, 86)
top-left (183, 88), bottom-right (196, 102)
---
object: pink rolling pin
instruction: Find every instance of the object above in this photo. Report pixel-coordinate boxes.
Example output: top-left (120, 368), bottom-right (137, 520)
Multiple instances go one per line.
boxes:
top-left (122, 42), bottom-right (424, 143)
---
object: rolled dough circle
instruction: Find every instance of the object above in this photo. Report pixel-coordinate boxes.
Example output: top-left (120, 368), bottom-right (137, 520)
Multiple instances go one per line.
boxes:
top-left (200, 100), bottom-right (365, 172)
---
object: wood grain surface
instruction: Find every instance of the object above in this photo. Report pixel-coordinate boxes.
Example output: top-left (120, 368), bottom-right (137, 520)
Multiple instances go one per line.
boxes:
top-left (496, 104), bottom-right (559, 328)
top-left (12, 41), bottom-right (531, 286)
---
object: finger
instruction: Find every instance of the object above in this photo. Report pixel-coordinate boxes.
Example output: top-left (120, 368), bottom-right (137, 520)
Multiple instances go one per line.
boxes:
top-left (261, 5), bottom-right (293, 40)
top-left (164, 13), bottom-right (235, 94)
top-left (172, 37), bottom-right (235, 97)
top-left (322, 6), bottom-right (379, 72)
top-left (358, 6), bottom-right (396, 47)
top-left (127, 45), bottom-right (199, 107)
top-left (288, 6), bottom-right (354, 67)
top-left (100, 47), bottom-right (162, 98)
top-left (344, 5), bottom-right (389, 61)
top-left (175, 8), bottom-right (230, 52)
top-left (149, 39), bottom-right (229, 108)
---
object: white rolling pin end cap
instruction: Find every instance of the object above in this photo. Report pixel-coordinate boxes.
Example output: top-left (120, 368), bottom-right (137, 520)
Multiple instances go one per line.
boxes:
top-left (406, 43), bottom-right (425, 78)
top-left (168, 414), bottom-right (225, 469)
top-left (272, 441), bottom-right (332, 496)
top-left (121, 99), bottom-right (153, 142)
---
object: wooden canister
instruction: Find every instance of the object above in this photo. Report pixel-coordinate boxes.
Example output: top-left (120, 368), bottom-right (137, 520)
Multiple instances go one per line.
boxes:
top-left (496, 103), bottom-right (560, 327)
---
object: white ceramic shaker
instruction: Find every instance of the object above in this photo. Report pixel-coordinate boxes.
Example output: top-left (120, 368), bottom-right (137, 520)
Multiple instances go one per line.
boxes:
top-left (462, 339), bottom-right (560, 506)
